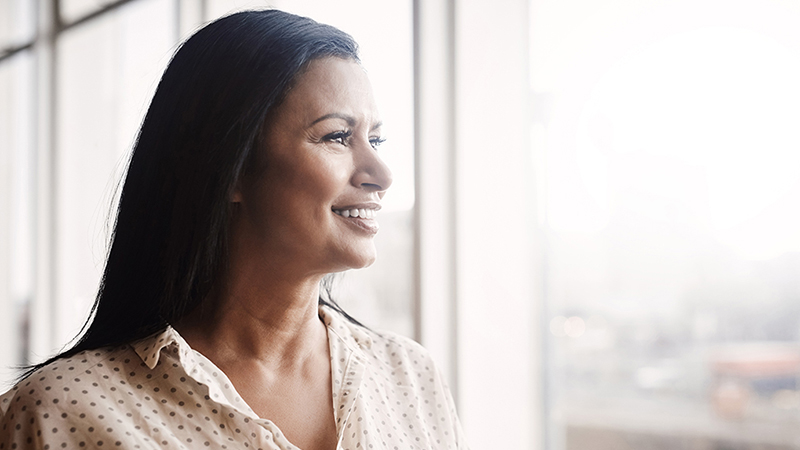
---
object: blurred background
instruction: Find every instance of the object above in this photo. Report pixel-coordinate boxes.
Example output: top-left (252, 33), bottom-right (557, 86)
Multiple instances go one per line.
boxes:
top-left (1, 0), bottom-right (799, 449)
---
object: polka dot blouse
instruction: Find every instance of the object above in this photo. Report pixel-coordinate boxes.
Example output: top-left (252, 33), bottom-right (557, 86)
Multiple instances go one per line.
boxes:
top-left (0, 305), bottom-right (467, 449)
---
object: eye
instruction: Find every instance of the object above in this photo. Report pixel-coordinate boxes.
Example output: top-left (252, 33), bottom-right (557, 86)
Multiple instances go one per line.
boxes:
top-left (369, 136), bottom-right (386, 150)
top-left (323, 130), bottom-right (353, 146)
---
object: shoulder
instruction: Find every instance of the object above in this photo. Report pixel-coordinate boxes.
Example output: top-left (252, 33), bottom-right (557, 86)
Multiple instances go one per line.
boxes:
top-left (0, 345), bottom-right (140, 445)
top-left (359, 326), bottom-right (455, 399)
top-left (365, 327), bottom-right (435, 369)
top-left (2, 346), bottom-right (127, 412)
top-left (321, 304), bottom-right (444, 383)
top-left (353, 327), bottom-right (470, 449)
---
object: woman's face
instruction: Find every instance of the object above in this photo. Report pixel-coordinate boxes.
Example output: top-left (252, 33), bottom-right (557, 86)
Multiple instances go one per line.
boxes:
top-left (233, 57), bottom-right (392, 276)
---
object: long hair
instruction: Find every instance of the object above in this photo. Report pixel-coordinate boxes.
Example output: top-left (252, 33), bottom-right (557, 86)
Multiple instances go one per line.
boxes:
top-left (25, 10), bottom-right (361, 376)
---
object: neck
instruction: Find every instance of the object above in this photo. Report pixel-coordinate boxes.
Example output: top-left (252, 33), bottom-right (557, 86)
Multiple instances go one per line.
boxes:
top-left (174, 209), bottom-right (337, 372)
top-left (175, 270), bottom-right (328, 371)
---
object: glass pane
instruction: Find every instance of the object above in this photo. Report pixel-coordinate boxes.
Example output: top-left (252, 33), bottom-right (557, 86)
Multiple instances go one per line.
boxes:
top-left (0, 0), bottom-right (36, 49)
top-left (532, 0), bottom-right (800, 448)
top-left (205, 0), bottom-right (416, 336)
top-left (54, 0), bottom-right (176, 350)
top-left (0, 50), bottom-right (35, 390)
top-left (60, 0), bottom-right (123, 25)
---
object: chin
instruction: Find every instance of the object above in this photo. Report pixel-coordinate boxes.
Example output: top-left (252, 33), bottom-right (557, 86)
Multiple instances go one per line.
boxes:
top-left (337, 245), bottom-right (378, 271)
top-left (348, 253), bottom-right (377, 270)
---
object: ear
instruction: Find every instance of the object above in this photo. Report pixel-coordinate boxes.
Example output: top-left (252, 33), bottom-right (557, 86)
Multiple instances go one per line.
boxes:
top-left (231, 189), bottom-right (243, 203)
top-left (231, 181), bottom-right (243, 203)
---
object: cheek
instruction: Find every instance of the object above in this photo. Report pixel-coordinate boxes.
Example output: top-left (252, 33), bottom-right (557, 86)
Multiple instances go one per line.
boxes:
top-left (257, 156), bottom-right (350, 219)
top-left (295, 157), bottom-right (351, 205)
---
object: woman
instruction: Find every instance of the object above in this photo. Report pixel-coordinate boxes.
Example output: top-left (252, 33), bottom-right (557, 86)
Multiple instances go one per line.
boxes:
top-left (0, 10), bottom-right (466, 450)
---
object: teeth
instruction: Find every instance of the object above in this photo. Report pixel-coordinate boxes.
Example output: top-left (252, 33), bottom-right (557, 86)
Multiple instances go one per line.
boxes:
top-left (333, 208), bottom-right (377, 219)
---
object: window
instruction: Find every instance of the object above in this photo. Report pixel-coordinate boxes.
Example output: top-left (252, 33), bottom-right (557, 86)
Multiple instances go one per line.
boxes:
top-left (532, 1), bottom-right (800, 448)
top-left (0, 0), bottom-right (36, 388)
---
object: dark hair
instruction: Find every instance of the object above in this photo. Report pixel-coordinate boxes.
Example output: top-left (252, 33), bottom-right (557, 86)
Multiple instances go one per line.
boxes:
top-left (24, 10), bottom-right (361, 377)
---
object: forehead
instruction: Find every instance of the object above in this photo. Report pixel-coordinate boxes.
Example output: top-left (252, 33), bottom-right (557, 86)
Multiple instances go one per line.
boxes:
top-left (280, 57), bottom-right (379, 124)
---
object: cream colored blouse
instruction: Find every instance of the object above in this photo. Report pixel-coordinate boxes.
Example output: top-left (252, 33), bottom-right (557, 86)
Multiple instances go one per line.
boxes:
top-left (0, 305), bottom-right (467, 449)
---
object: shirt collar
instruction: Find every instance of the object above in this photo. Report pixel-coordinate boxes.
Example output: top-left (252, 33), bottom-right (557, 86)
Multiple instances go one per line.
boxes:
top-left (318, 303), bottom-right (373, 351)
top-left (131, 303), bottom-right (373, 369)
top-left (131, 326), bottom-right (190, 369)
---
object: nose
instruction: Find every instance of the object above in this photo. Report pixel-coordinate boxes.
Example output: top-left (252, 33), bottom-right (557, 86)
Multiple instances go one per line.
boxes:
top-left (352, 141), bottom-right (393, 193)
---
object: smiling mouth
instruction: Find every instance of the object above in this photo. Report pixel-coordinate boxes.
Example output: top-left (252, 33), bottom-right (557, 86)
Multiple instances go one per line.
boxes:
top-left (332, 208), bottom-right (377, 219)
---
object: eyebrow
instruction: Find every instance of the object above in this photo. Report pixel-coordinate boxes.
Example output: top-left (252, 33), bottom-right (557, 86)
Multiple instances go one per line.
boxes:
top-left (310, 113), bottom-right (383, 131)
